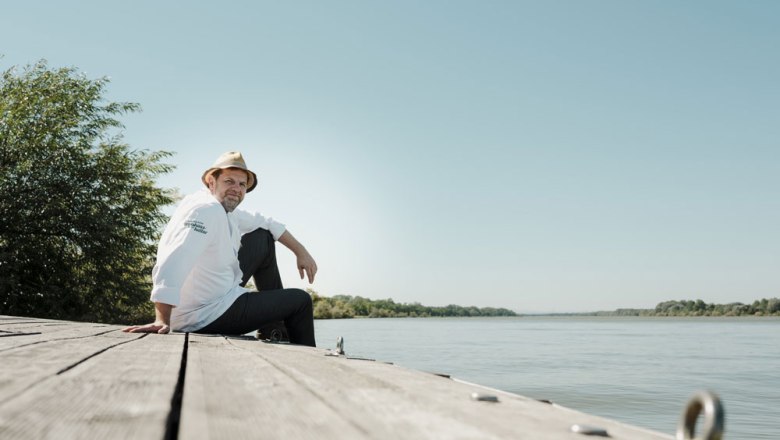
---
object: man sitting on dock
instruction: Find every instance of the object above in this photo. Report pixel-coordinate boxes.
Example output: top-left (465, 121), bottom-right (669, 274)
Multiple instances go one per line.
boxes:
top-left (123, 151), bottom-right (317, 346)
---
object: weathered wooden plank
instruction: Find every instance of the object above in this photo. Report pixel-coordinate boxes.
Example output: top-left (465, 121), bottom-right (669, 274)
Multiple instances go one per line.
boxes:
top-left (178, 334), bottom-right (369, 439)
top-left (0, 315), bottom-right (111, 337)
top-left (0, 315), bottom-right (74, 327)
top-left (0, 332), bottom-right (184, 439)
top-left (0, 322), bottom-right (117, 351)
top-left (0, 315), bottom-right (58, 323)
top-left (0, 328), bottom-right (142, 403)
top-left (0, 316), bottom-right (110, 331)
top-left (0, 321), bottom-right (69, 331)
top-left (219, 338), bottom-right (672, 440)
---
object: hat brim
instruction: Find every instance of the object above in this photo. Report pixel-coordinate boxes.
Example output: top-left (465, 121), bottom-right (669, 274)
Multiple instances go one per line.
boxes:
top-left (201, 167), bottom-right (258, 192)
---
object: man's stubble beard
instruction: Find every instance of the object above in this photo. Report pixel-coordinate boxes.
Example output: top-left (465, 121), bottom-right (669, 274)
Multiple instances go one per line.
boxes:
top-left (221, 199), bottom-right (241, 212)
top-left (220, 193), bottom-right (242, 212)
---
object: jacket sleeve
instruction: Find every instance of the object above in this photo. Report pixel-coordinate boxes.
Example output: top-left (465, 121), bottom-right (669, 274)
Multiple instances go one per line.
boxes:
top-left (234, 209), bottom-right (286, 240)
top-left (150, 205), bottom-right (218, 306)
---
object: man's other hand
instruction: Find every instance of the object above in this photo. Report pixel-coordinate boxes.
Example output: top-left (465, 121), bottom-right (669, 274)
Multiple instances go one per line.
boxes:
top-left (278, 230), bottom-right (318, 284)
top-left (297, 250), bottom-right (318, 284)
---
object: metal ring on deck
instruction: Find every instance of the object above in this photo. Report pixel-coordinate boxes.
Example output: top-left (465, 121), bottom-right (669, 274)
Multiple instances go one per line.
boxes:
top-left (676, 391), bottom-right (725, 440)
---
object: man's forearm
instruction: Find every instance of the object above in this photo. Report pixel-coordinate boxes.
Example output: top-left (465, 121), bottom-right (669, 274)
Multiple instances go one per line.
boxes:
top-left (155, 302), bottom-right (173, 326)
top-left (278, 230), bottom-right (307, 256)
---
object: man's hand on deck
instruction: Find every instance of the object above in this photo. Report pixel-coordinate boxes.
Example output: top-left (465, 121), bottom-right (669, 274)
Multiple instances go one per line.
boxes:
top-left (122, 322), bottom-right (170, 334)
top-left (123, 303), bottom-right (172, 334)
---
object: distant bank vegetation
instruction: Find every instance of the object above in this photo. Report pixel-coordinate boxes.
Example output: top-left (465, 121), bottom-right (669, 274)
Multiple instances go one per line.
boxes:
top-left (309, 291), bottom-right (517, 319)
top-left (310, 293), bottom-right (780, 319)
top-left (583, 298), bottom-right (780, 317)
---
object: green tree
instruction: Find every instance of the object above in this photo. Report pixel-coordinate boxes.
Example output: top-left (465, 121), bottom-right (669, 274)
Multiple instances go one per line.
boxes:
top-left (0, 61), bottom-right (175, 323)
top-left (313, 300), bottom-right (333, 319)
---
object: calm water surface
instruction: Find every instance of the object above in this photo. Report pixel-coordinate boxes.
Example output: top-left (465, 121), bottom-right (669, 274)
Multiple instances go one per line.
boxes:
top-left (314, 316), bottom-right (780, 439)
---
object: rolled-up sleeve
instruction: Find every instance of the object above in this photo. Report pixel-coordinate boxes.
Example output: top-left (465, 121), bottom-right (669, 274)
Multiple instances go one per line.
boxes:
top-left (235, 209), bottom-right (286, 240)
top-left (150, 206), bottom-right (217, 306)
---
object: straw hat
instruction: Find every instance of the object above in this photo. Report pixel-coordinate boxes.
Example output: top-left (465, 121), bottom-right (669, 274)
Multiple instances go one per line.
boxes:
top-left (201, 151), bottom-right (258, 192)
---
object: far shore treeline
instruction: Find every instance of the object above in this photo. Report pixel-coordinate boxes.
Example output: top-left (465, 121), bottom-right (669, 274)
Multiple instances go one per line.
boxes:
top-left (311, 293), bottom-right (780, 319)
top-left (309, 290), bottom-right (516, 319)
top-left (533, 298), bottom-right (780, 318)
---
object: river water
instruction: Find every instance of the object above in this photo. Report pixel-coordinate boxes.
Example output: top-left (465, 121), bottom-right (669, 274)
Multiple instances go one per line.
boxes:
top-left (314, 316), bottom-right (780, 439)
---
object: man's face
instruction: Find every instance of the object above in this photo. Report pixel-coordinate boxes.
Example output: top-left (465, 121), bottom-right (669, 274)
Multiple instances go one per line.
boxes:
top-left (208, 168), bottom-right (249, 212)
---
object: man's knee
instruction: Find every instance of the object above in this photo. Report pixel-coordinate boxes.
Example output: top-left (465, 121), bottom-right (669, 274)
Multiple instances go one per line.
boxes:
top-left (289, 288), bottom-right (313, 309)
top-left (241, 228), bottom-right (274, 249)
top-left (239, 228), bottom-right (275, 262)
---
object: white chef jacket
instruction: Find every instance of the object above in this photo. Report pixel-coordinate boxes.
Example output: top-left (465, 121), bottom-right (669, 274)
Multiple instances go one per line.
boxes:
top-left (150, 189), bottom-right (286, 332)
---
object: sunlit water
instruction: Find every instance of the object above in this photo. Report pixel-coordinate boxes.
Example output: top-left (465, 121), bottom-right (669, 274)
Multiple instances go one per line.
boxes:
top-left (314, 316), bottom-right (780, 439)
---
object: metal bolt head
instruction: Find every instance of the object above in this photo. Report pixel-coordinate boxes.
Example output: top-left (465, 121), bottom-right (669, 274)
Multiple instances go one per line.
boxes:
top-left (471, 392), bottom-right (499, 402)
top-left (570, 424), bottom-right (609, 437)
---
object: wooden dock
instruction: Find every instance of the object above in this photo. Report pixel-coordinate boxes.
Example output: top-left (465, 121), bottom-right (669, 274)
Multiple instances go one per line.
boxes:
top-left (0, 315), bottom-right (673, 439)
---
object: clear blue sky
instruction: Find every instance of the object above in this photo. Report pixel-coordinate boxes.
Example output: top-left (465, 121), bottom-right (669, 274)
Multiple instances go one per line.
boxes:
top-left (2, 1), bottom-right (778, 312)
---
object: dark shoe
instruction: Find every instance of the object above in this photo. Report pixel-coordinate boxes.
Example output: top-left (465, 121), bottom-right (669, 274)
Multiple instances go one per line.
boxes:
top-left (256, 321), bottom-right (289, 342)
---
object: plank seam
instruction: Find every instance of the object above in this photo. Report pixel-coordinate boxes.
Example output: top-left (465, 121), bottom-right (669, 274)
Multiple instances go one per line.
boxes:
top-left (164, 332), bottom-right (189, 440)
top-left (0, 332), bottom-right (42, 338)
top-left (56, 334), bottom-right (148, 375)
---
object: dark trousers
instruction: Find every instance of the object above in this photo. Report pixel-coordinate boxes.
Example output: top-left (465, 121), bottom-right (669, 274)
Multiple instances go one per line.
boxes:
top-left (196, 228), bottom-right (315, 347)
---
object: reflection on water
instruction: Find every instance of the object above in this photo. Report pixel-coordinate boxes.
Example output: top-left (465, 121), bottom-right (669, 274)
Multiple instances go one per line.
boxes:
top-left (315, 316), bottom-right (780, 440)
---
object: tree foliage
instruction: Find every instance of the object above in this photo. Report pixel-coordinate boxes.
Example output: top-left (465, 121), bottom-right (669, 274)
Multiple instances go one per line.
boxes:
top-left (309, 290), bottom-right (517, 319)
top-left (650, 298), bottom-right (780, 317)
top-left (0, 61), bottom-right (175, 323)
